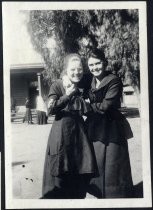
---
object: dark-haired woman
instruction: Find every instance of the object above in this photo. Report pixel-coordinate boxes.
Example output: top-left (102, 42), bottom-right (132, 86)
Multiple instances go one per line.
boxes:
top-left (85, 48), bottom-right (134, 198)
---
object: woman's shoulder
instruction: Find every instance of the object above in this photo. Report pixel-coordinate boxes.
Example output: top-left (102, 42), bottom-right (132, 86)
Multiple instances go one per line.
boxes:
top-left (105, 72), bottom-right (122, 85)
top-left (105, 72), bottom-right (119, 80)
top-left (50, 79), bottom-right (64, 91)
top-left (49, 79), bottom-right (64, 96)
top-left (52, 79), bottom-right (63, 87)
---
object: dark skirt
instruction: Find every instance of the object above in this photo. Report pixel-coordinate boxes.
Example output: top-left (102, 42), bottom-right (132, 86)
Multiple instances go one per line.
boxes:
top-left (42, 114), bottom-right (98, 198)
top-left (87, 141), bottom-right (134, 198)
top-left (23, 108), bottom-right (32, 123)
top-left (37, 111), bottom-right (47, 124)
top-left (42, 173), bottom-right (91, 199)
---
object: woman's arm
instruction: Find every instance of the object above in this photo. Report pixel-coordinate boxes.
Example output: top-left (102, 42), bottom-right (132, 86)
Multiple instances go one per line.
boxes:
top-left (91, 78), bottom-right (123, 114)
top-left (48, 81), bottom-right (77, 115)
top-left (48, 82), bottom-right (70, 115)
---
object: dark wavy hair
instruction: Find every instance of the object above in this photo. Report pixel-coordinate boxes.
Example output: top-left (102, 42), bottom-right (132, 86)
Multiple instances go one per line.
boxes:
top-left (87, 48), bottom-right (108, 67)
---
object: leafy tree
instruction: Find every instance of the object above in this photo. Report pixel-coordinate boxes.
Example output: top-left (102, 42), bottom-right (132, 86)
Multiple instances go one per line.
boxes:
top-left (77, 10), bottom-right (139, 91)
top-left (27, 9), bottom-right (139, 98)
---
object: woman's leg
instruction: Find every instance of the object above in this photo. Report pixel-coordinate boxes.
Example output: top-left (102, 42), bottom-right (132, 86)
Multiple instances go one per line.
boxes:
top-left (37, 111), bottom-right (40, 124)
top-left (30, 109), bottom-right (32, 123)
top-left (27, 108), bottom-right (31, 124)
top-left (39, 111), bottom-right (43, 124)
top-left (42, 112), bottom-right (47, 124)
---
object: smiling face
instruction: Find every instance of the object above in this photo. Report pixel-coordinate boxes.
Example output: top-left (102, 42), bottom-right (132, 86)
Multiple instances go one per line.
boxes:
top-left (66, 57), bottom-right (83, 83)
top-left (88, 57), bottom-right (105, 79)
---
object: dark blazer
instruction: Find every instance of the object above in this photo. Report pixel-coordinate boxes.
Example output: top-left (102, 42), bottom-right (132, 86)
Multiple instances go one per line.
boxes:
top-left (43, 79), bottom-right (98, 177)
top-left (85, 72), bottom-right (133, 144)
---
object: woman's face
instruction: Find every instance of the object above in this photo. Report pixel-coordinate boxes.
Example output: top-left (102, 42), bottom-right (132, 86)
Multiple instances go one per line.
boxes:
top-left (66, 58), bottom-right (83, 83)
top-left (88, 57), bottom-right (105, 78)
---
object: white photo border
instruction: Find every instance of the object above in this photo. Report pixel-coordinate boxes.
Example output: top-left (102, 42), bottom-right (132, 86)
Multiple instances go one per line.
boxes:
top-left (2, 1), bottom-right (152, 209)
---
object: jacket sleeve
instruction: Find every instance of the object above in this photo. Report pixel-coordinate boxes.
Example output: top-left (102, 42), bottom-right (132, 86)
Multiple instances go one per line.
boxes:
top-left (92, 78), bottom-right (122, 114)
top-left (48, 82), bottom-right (70, 115)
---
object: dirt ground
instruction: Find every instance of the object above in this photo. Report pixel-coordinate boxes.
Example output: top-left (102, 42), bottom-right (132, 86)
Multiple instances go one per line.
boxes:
top-left (10, 113), bottom-right (142, 199)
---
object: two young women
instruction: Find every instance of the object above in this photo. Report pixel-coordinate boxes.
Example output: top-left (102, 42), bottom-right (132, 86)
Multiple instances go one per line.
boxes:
top-left (42, 49), bottom-right (134, 199)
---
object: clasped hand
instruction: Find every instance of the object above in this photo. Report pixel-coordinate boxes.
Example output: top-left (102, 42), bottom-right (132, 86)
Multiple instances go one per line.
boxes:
top-left (85, 98), bottom-right (90, 103)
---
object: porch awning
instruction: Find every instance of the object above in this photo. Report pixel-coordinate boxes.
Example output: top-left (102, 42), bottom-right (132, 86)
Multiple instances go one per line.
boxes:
top-left (10, 63), bottom-right (44, 74)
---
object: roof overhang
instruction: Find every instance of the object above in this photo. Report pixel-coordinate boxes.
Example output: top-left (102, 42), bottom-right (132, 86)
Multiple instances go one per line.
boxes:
top-left (10, 63), bottom-right (45, 74)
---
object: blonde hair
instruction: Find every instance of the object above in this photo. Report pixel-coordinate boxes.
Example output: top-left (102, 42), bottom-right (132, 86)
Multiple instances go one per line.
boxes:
top-left (60, 53), bottom-right (82, 78)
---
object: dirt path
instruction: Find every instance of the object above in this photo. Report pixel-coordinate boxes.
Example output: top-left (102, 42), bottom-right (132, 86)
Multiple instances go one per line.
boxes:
top-left (10, 116), bottom-right (142, 198)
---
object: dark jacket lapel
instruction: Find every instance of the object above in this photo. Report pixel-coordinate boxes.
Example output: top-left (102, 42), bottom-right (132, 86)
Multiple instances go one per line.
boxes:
top-left (91, 73), bottom-right (117, 92)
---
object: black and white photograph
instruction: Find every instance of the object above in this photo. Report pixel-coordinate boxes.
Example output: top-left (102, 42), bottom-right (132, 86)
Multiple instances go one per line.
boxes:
top-left (2, 1), bottom-right (152, 209)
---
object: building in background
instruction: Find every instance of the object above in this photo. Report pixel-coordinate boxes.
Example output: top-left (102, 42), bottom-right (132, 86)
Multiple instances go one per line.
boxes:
top-left (10, 64), bottom-right (44, 110)
top-left (9, 10), bottom-right (46, 112)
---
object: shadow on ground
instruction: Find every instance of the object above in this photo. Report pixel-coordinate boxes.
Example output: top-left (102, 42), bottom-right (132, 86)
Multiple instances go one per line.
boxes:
top-left (121, 107), bottom-right (140, 118)
top-left (12, 161), bottom-right (29, 167)
top-left (40, 181), bottom-right (143, 199)
top-left (11, 116), bottom-right (54, 124)
top-left (133, 181), bottom-right (143, 198)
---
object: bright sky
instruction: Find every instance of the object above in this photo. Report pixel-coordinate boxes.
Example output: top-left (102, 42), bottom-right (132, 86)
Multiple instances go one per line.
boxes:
top-left (5, 10), bottom-right (43, 65)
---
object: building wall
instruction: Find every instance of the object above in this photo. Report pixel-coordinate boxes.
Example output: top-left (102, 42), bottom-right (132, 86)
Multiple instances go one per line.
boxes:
top-left (11, 74), bottom-right (28, 106)
top-left (10, 69), bottom-right (45, 111)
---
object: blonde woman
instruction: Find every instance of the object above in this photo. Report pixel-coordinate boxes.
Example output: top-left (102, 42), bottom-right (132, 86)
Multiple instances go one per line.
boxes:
top-left (42, 54), bottom-right (97, 199)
